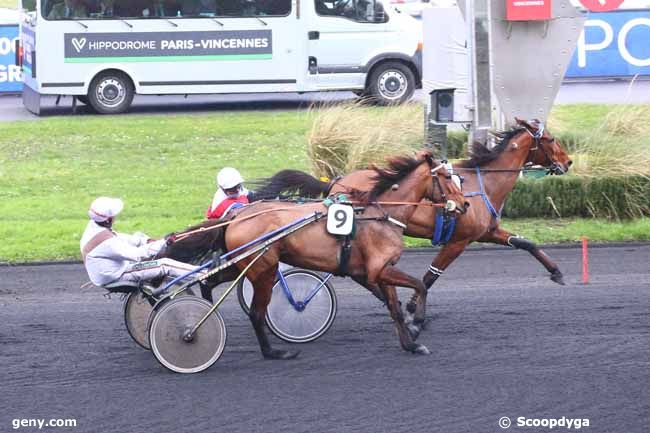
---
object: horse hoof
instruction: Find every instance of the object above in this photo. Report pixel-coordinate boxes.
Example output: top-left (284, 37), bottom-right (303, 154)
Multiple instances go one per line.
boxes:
top-left (413, 344), bottom-right (431, 355)
top-left (406, 322), bottom-right (421, 340)
top-left (550, 271), bottom-right (565, 285)
top-left (263, 349), bottom-right (300, 360)
top-left (405, 302), bottom-right (416, 314)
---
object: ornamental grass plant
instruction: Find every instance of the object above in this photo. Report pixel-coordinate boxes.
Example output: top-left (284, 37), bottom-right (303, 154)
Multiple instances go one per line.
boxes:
top-left (307, 101), bottom-right (425, 178)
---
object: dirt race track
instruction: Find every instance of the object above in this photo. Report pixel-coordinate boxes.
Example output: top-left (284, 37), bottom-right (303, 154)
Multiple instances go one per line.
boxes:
top-left (1, 245), bottom-right (649, 433)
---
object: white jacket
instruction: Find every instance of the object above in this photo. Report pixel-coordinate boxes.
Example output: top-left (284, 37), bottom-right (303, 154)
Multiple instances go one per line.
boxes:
top-left (80, 221), bottom-right (164, 286)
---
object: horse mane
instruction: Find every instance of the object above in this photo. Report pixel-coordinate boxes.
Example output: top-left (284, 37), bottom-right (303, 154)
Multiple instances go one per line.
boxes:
top-left (456, 127), bottom-right (525, 168)
top-left (363, 153), bottom-right (430, 202)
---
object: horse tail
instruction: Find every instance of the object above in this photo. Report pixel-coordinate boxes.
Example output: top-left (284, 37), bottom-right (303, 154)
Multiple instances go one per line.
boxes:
top-left (161, 221), bottom-right (227, 265)
top-left (248, 169), bottom-right (331, 200)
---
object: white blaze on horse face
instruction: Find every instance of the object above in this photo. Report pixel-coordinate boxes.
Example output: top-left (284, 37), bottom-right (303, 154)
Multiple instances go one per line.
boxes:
top-left (512, 142), bottom-right (519, 149)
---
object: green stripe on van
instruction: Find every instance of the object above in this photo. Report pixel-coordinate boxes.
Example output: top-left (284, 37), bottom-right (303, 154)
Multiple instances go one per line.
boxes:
top-left (64, 54), bottom-right (273, 63)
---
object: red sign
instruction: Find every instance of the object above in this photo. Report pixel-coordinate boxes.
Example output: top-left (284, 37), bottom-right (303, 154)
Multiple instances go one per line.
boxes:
top-left (577, 0), bottom-right (624, 12)
top-left (506, 0), bottom-right (552, 21)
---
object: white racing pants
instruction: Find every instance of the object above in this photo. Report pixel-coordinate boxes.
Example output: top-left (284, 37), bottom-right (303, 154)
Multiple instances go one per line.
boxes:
top-left (119, 258), bottom-right (204, 285)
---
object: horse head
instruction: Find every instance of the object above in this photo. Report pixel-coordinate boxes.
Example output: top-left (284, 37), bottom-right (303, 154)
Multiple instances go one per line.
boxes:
top-left (515, 118), bottom-right (572, 175)
top-left (416, 150), bottom-right (469, 214)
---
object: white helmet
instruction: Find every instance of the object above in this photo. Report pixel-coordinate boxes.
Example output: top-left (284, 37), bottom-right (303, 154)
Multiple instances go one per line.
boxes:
top-left (217, 167), bottom-right (244, 190)
top-left (88, 197), bottom-right (124, 222)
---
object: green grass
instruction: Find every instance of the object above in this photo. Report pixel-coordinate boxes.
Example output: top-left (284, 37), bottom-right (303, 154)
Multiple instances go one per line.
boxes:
top-left (0, 112), bottom-right (311, 262)
top-left (549, 104), bottom-right (615, 133)
top-left (404, 217), bottom-right (650, 248)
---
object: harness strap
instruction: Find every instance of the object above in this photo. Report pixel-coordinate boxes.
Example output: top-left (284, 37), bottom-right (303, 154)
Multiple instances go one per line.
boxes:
top-left (463, 166), bottom-right (500, 220)
top-left (81, 229), bottom-right (115, 262)
top-left (337, 235), bottom-right (353, 276)
top-left (173, 205), bottom-right (301, 242)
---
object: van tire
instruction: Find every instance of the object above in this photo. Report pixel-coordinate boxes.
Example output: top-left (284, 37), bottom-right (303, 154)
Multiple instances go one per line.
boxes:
top-left (367, 61), bottom-right (415, 105)
top-left (87, 71), bottom-right (134, 114)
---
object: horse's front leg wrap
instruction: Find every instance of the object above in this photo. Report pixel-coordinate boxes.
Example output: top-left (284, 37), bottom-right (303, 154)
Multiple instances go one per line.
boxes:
top-left (507, 235), bottom-right (565, 285)
top-left (424, 265), bottom-right (444, 289)
top-left (507, 235), bottom-right (534, 251)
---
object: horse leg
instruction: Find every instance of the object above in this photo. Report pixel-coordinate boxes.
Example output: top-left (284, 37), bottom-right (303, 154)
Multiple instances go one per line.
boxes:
top-left (379, 282), bottom-right (430, 355)
top-left (249, 268), bottom-right (300, 360)
top-left (200, 284), bottom-right (214, 303)
top-left (480, 227), bottom-right (565, 285)
top-left (406, 239), bottom-right (470, 315)
top-left (353, 275), bottom-right (425, 339)
top-left (351, 275), bottom-right (385, 303)
top-left (199, 267), bottom-right (238, 303)
top-left (377, 265), bottom-right (428, 333)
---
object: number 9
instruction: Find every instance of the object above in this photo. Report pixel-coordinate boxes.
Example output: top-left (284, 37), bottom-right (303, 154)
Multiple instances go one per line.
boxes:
top-left (334, 209), bottom-right (347, 228)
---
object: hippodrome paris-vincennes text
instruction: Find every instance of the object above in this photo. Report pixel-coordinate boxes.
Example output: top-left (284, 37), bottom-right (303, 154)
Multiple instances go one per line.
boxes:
top-left (85, 38), bottom-right (269, 51)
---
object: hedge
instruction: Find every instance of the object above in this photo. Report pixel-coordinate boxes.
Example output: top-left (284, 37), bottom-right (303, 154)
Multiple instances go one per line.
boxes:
top-left (503, 175), bottom-right (650, 219)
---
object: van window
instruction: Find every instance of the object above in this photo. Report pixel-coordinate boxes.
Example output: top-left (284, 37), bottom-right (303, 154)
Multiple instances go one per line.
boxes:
top-left (315, 0), bottom-right (387, 23)
top-left (42, 0), bottom-right (290, 19)
top-left (23, 0), bottom-right (37, 12)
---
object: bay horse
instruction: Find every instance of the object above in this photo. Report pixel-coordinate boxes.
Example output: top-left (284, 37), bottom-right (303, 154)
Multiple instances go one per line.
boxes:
top-left (168, 152), bottom-right (465, 359)
top-left (249, 119), bottom-right (573, 314)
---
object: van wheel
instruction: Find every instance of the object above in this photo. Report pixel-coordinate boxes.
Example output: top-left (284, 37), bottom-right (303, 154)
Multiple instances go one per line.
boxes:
top-left (367, 61), bottom-right (415, 105)
top-left (88, 71), bottom-right (134, 114)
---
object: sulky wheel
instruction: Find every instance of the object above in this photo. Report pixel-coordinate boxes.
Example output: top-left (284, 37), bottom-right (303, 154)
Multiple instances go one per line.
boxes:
top-left (123, 288), bottom-right (194, 350)
top-left (236, 277), bottom-right (253, 315)
top-left (123, 291), bottom-right (156, 350)
top-left (266, 270), bottom-right (337, 344)
top-left (237, 269), bottom-right (336, 343)
top-left (149, 297), bottom-right (226, 374)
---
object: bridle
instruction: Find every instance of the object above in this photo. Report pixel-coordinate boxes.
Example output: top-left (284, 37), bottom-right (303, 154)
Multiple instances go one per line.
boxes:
top-left (429, 162), bottom-right (451, 204)
top-left (429, 160), bottom-right (467, 214)
top-left (523, 123), bottom-right (566, 175)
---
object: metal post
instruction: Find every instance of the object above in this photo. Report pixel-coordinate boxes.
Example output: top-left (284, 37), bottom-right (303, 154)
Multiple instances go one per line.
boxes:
top-left (425, 102), bottom-right (448, 158)
top-left (466, 0), bottom-right (492, 144)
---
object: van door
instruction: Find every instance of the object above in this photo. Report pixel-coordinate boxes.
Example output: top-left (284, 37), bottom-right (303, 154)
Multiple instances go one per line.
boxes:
top-left (304, 0), bottom-right (389, 90)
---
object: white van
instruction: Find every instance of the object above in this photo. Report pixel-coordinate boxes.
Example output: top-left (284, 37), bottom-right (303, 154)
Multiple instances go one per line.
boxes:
top-left (18, 0), bottom-right (422, 114)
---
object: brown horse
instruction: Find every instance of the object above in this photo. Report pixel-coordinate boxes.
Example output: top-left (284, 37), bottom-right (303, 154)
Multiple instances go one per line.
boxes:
top-left (218, 152), bottom-right (465, 359)
top-left (249, 119), bottom-right (573, 314)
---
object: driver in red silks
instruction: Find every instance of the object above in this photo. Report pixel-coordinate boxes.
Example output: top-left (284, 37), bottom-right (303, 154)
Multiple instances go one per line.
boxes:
top-left (206, 167), bottom-right (250, 220)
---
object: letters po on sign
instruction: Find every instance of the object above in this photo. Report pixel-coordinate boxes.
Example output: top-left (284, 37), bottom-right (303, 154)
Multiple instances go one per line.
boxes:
top-left (578, 0), bottom-right (624, 12)
top-left (326, 204), bottom-right (354, 236)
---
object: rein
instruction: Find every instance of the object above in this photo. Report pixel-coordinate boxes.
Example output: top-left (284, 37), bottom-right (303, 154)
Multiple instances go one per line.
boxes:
top-left (170, 199), bottom-right (449, 242)
top-left (171, 206), bottom-right (300, 242)
top-left (452, 167), bottom-right (549, 173)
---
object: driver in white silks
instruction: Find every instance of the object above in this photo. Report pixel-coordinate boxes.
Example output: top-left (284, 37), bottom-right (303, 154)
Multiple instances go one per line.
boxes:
top-left (80, 197), bottom-right (205, 288)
